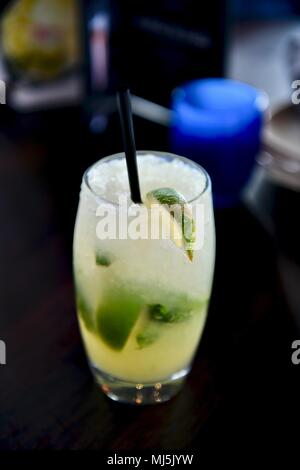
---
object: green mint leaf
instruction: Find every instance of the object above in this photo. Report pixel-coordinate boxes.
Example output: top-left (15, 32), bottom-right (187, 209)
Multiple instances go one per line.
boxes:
top-left (148, 303), bottom-right (191, 323)
top-left (136, 324), bottom-right (160, 349)
top-left (95, 251), bottom-right (112, 267)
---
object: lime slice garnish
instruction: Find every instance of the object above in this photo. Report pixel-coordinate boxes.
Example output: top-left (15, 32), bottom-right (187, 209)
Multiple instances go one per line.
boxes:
top-left (96, 290), bottom-right (143, 350)
top-left (145, 187), bottom-right (196, 261)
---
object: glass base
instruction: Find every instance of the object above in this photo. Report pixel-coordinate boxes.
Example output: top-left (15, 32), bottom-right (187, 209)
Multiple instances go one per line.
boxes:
top-left (90, 363), bottom-right (190, 405)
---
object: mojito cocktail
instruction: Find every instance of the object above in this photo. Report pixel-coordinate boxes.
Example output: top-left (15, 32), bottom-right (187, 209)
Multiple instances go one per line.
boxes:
top-left (73, 151), bottom-right (215, 404)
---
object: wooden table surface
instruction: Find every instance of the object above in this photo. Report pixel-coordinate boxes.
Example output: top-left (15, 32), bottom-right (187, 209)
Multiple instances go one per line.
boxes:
top-left (0, 107), bottom-right (299, 456)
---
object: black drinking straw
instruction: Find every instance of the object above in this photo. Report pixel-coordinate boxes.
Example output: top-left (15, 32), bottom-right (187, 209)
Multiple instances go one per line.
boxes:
top-left (117, 89), bottom-right (142, 204)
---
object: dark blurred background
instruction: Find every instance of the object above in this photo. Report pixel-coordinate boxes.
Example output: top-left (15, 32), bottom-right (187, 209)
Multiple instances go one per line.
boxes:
top-left (0, 0), bottom-right (300, 453)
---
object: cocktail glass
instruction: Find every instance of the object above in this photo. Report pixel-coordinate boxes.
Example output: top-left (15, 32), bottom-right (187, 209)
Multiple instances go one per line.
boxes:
top-left (73, 151), bottom-right (215, 404)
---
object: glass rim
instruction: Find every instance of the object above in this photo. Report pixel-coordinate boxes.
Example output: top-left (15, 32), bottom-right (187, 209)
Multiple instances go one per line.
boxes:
top-left (83, 150), bottom-right (211, 207)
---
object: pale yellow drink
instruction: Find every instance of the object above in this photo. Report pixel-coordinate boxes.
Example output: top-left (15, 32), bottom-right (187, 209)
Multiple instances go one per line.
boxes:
top-left (73, 152), bottom-right (215, 402)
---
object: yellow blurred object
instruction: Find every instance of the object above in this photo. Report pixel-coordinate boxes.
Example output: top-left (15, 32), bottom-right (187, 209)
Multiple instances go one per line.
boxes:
top-left (1, 0), bottom-right (80, 80)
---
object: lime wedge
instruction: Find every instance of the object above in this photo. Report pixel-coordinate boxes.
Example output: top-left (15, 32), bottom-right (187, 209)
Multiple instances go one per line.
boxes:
top-left (76, 290), bottom-right (95, 332)
top-left (96, 290), bottom-right (143, 350)
top-left (145, 187), bottom-right (196, 261)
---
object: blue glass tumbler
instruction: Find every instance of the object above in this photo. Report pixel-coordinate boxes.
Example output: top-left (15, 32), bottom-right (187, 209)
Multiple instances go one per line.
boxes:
top-left (171, 79), bottom-right (269, 207)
